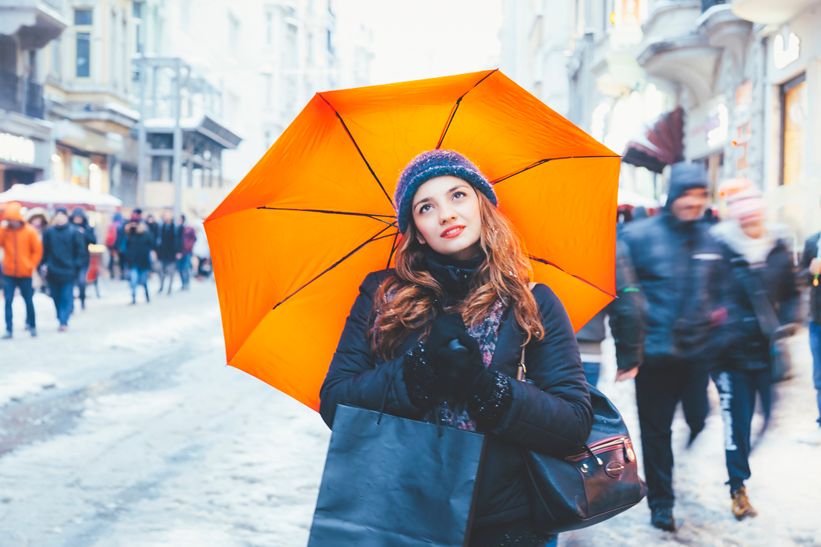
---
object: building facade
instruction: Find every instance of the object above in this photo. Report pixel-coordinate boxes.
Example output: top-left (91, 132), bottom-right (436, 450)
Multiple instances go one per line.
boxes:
top-left (0, 0), bottom-right (66, 190)
top-left (501, 0), bottom-right (820, 240)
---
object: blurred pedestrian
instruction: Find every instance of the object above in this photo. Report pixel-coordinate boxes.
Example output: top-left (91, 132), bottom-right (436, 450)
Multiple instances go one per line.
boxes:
top-left (156, 210), bottom-right (179, 295)
top-left (576, 239), bottom-right (644, 386)
top-left (800, 229), bottom-right (821, 440)
top-left (193, 221), bottom-right (211, 279)
top-left (615, 162), bottom-right (725, 532)
top-left (42, 208), bottom-right (84, 332)
top-left (24, 207), bottom-right (49, 293)
top-left (105, 212), bottom-right (123, 279)
top-left (123, 216), bottom-right (153, 305)
top-left (177, 214), bottom-right (196, 291)
top-left (0, 202), bottom-right (43, 338)
top-left (711, 179), bottom-right (799, 520)
top-left (70, 208), bottom-right (97, 310)
top-left (319, 150), bottom-right (592, 545)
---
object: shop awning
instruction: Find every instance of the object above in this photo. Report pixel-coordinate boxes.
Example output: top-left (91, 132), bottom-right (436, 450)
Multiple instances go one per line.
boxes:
top-left (622, 107), bottom-right (684, 173)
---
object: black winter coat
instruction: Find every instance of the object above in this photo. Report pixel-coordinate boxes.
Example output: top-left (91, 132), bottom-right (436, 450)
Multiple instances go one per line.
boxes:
top-left (42, 224), bottom-right (84, 283)
top-left (156, 222), bottom-right (179, 263)
top-left (319, 270), bottom-right (593, 528)
top-left (124, 226), bottom-right (155, 270)
top-left (716, 237), bottom-right (800, 370)
top-left (619, 212), bottom-right (724, 363)
top-left (800, 232), bottom-right (821, 323)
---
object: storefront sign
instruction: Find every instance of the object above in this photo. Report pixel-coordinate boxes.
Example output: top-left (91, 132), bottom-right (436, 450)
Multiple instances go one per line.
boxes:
top-left (774, 32), bottom-right (800, 70)
top-left (0, 132), bottom-right (36, 165)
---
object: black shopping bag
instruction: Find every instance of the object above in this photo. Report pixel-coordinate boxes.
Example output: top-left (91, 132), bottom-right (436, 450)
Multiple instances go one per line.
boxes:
top-left (308, 404), bottom-right (486, 547)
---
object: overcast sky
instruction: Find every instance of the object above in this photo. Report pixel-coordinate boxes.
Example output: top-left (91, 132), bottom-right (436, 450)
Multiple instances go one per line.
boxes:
top-left (337, 0), bottom-right (503, 84)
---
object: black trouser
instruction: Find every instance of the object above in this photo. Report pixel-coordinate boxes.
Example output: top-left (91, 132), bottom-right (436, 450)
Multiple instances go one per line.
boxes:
top-left (711, 367), bottom-right (770, 493)
top-left (635, 358), bottom-right (710, 510)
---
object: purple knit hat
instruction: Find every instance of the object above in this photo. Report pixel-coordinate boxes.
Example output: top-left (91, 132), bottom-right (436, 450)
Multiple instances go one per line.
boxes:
top-left (394, 150), bottom-right (497, 233)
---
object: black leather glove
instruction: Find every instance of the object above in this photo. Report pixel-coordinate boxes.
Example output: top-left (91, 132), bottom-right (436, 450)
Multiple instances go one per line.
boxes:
top-left (424, 314), bottom-right (484, 400)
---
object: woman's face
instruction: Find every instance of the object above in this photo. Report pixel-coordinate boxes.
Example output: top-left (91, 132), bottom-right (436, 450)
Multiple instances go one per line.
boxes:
top-left (411, 175), bottom-right (482, 260)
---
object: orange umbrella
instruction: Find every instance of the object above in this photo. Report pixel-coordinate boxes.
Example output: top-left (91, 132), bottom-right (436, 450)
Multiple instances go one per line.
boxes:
top-left (206, 69), bottom-right (620, 411)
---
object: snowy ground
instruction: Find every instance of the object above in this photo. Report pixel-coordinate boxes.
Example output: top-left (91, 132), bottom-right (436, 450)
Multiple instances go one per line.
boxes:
top-left (0, 277), bottom-right (819, 546)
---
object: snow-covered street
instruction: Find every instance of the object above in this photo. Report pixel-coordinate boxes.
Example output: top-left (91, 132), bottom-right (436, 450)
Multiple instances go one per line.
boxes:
top-left (1, 277), bottom-right (819, 546)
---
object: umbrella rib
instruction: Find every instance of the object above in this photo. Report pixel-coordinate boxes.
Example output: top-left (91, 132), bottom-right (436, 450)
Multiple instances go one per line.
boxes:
top-left (257, 206), bottom-right (397, 227)
top-left (490, 154), bottom-right (621, 186)
top-left (317, 93), bottom-right (395, 209)
top-left (386, 232), bottom-right (399, 269)
top-left (529, 255), bottom-right (616, 299)
top-left (272, 224), bottom-right (399, 311)
top-left (436, 68), bottom-right (499, 149)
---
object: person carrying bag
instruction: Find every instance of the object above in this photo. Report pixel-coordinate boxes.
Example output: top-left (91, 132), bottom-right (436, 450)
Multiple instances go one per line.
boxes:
top-left (315, 151), bottom-right (594, 545)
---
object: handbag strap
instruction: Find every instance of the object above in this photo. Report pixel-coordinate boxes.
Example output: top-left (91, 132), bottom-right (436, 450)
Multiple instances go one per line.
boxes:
top-left (516, 282), bottom-right (537, 382)
top-left (729, 256), bottom-right (780, 338)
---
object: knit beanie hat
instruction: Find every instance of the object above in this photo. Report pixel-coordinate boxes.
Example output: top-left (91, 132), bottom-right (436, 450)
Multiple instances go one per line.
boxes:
top-left (720, 178), bottom-right (765, 222)
top-left (394, 150), bottom-right (497, 233)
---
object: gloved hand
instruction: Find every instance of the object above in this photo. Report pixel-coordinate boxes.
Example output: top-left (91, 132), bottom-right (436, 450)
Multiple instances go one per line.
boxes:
top-left (424, 313), bottom-right (484, 400)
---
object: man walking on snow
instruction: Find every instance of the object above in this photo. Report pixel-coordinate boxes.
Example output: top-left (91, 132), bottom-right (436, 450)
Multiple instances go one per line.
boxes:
top-left (0, 202), bottom-right (43, 338)
top-left (614, 162), bottom-right (725, 532)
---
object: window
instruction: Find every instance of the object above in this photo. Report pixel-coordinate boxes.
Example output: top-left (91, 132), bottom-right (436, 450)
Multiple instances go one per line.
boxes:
top-left (74, 7), bottom-right (93, 78)
top-left (262, 73), bottom-right (272, 107)
top-left (228, 13), bottom-right (240, 52)
top-left (76, 32), bottom-right (91, 77)
top-left (132, 1), bottom-right (143, 19)
top-left (151, 156), bottom-right (172, 181)
top-left (780, 73), bottom-right (807, 186)
top-left (74, 8), bottom-right (93, 25)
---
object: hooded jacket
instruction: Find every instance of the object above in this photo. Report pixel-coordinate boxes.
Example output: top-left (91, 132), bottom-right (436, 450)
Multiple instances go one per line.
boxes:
top-left (320, 268), bottom-right (592, 528)
top-left (70, 208), bottom-right (97, 268)
top-left (617, 165), bottom-right (725, 362)
top-left (0, 202), bottom-right (44, 278)
top-left (42, 221), bottom-right (85, 284)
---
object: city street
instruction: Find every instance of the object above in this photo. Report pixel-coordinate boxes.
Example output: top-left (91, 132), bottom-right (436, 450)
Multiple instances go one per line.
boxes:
top-left (1, 278), bottom-right (819, 546)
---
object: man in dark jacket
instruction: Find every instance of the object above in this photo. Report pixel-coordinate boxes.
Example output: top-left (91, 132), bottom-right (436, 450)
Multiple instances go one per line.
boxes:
top-left (156, 210), bottom-right (180, 295)
top-left (615, 162), bottom-right (725, 531)
top-left (70, 208), bottom-right (97, 310)
top-left (576, 239), bottom-right (644, 386)
top-left (124, 217), bottom-right (154, 304)
top-left (801, 231), bottom-right (821, 435)
top-left (42, 208), bottom-right (84, 331)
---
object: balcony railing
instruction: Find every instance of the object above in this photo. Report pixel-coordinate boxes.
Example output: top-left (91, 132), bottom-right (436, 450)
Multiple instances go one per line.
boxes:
top-left (0, 70), bottom-right (45, 119)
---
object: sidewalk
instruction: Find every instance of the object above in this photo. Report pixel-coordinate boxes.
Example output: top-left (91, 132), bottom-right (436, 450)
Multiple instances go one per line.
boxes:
top-left (562, 330), bottom-right (821, 546)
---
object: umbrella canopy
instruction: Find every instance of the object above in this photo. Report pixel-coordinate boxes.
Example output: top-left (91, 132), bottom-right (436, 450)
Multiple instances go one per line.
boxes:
top-left (0, 179), bottom-right (122, 212)
top-left (206, 69), bottom-right (620, 410)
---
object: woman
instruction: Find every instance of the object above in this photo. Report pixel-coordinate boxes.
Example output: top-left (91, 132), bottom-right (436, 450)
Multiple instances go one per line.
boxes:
top-left (319, 150), bottom-right (593, 545)
top-left (70, 208), bottom-right (97, 310)
top-left (712, 179), bottom-right (799, 520)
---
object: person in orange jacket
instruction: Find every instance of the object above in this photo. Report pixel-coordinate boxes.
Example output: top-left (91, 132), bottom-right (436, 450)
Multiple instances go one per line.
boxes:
top-left (0, 201), bottom-right (44, 338)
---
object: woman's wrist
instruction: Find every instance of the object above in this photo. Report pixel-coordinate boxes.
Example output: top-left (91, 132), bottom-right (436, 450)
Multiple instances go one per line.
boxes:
top-left (402, 341), bottom-right (440, 410)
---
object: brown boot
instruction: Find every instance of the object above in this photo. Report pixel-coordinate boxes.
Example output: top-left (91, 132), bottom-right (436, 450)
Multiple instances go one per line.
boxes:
top-left (731, 486), bottom-right (758, 520)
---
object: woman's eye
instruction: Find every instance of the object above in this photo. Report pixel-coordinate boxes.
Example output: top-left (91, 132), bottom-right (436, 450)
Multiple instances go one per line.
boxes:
top-left (452, 191), bottom-right (466, 199)
top-left (418, 204), bottom-right (431, 214)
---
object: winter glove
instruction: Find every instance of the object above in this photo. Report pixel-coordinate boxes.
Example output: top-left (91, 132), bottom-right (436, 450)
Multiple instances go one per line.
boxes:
top-left (424, 313), bottom-right (485, 399)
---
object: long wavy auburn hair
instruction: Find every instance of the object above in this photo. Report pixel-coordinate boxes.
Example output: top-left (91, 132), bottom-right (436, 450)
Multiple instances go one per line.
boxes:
top-left (371, 192), bottom-right (544, 360)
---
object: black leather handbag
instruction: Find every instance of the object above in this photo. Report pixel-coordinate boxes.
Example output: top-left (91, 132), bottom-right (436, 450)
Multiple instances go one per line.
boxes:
top-left (515, 349), bottom-right (647, 534)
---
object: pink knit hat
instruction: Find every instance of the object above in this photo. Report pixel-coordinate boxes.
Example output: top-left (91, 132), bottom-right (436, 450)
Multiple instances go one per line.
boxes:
top-left (719, 178), bottom-right (765, 222)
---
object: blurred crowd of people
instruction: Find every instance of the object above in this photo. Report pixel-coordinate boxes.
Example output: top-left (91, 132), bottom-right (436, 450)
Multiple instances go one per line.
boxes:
top-left (575, 162), bottom-right (821, 531)
top-left (0, 203), bottom-right (211, 336)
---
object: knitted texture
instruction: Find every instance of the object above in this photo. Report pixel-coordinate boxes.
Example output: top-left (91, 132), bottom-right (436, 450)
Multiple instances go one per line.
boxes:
top-left (394, 150), bottom-right (497, 233)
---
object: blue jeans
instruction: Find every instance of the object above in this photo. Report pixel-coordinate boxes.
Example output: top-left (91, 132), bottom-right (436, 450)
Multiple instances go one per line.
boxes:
top-left (810, 321), bottom-right (821, 427)
top-left (48, 280), bottom-right (74, 327)
top-left (129, 267), bottom-right (150, 299)
top-left (582, 361), bottom-right (601, 387)
top-left (4, 276), bottom-right (35, 333)
top-left (711, 368), bottom-right (770, 492)
top-left (177, 253), bottom-right (192, 288)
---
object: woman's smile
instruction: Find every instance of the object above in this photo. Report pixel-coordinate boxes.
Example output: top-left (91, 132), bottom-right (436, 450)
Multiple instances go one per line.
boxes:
top-left (440, 225), bottom-right (466, 239)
